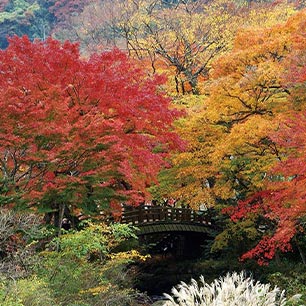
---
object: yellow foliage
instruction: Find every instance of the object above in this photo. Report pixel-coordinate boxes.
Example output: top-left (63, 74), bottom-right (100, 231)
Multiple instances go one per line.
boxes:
top-left (79, 284), bottom-right (111, 296)
top-left (158, 9), bottom-right (305, 206)
top-left (111, 0), bottom-right (243, 95)
top-left (245, 2), bottom-right (296, 29)
top-left (109, 250), bottom-right (149, 262)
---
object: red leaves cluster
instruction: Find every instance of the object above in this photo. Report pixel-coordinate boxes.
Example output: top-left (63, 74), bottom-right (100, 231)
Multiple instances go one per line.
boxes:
top-left (0, 36), bottom-right (182, 210)
top-left (231, 112), bottom-right (306, 265)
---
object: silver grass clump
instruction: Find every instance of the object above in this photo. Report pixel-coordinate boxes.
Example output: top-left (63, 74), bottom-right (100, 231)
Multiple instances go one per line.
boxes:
top-left (163, 271), bottom-right (287, 306)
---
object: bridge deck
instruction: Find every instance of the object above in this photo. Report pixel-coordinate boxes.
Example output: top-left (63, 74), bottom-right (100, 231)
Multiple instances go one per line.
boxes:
top-left (121, 205), bottom-right (212, 224)
top-left (119, 205), bottom-right (214, 235)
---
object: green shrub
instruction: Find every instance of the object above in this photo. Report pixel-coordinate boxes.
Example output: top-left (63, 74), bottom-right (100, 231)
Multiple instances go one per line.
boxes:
top-left (36, 222), bottom-right (146, 305)
top-left (267, 269), bottom-right (306, 305)
top-left (0, 276), bottom-right (54, 306)
top-left (0, 285), bottom-right (23, 306)
top-left (0, 220), bottom-right (146, 306)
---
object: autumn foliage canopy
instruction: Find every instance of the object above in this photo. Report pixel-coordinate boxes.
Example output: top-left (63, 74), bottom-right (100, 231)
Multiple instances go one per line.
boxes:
top-left (228, 11), bottom-right (306, 264)
top-left (0, 1), bottom-right (305, 266)
top-left (0, 36), bottom-right (182, 220)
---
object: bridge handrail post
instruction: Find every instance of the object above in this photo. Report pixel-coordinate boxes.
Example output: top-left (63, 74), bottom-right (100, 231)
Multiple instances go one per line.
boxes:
top-left (188, 209), bottom-right (192, 222)
top-left (145, 205), bottom-right (150, 222)
top-left (181, 208), bottom-right (185, 221)
top-left (170, 207), bottom-right (175, 221)
top-left (155, 206), bottom-right (161, 221)
top-left (148, 206), bottom-right (154, 222)
top-left (182, 208), bottom-right (190, 222)
top-left (164, 207), bottom-right (170, 221)
top-left (156, 206), bottom-right (163, 221)
top-left (176, 208), bottom-right (181, 221)
top-left (139, 205), bottom-right (144, 223)
top-left (193, 211), bottom-right (200, 223)
top-left (159, 206), bottom-right (164, 221)
top-left (193, 211), bottom-right (196, 222)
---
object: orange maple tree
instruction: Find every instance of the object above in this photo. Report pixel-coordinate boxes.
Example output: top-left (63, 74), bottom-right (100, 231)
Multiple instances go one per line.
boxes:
top-left (231, 111), bottom-right (306, 265)
top-left (228, 10), bottom-right (306, 264)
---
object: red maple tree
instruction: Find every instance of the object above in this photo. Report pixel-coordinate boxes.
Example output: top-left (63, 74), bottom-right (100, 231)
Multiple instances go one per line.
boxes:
top-left (0, 36), bottom-right (183, 226)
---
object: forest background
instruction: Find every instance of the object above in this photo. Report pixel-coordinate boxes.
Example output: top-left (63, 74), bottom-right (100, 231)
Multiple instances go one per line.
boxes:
top-left (0, 0), bottom-right (305, 305)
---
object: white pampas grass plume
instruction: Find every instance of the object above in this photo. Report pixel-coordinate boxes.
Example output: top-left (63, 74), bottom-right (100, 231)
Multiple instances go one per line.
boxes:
top-left (163, 271), bottom-right (288, 306)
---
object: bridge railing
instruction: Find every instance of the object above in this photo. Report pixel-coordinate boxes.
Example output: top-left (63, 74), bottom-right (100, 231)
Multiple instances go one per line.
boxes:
top-left (120, 205), bottom-right (212, 225)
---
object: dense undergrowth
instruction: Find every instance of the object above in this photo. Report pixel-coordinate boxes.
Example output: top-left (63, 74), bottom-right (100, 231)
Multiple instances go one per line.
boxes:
top-left (0, 210), bottom-right (305, 306)
top-left (0, 209), bottom-right (150, 306)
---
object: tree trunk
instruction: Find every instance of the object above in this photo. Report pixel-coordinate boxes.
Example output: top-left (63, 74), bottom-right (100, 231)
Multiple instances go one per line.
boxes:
top-left (53, 203), bottom-right (65, 234)
top-left (294, 236), bottom-right (306, 265)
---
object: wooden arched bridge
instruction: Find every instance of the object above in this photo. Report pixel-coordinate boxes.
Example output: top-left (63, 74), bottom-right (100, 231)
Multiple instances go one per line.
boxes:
top-left (118, 205), bottom-right (216, 236)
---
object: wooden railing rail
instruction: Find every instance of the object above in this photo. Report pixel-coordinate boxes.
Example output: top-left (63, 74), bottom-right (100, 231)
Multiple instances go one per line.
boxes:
top-left (120, 205), bottom-right (213, 225)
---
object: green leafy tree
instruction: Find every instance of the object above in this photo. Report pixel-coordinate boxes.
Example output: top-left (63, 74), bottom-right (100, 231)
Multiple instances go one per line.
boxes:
top-left (37, 222), bottom-right (145, 305)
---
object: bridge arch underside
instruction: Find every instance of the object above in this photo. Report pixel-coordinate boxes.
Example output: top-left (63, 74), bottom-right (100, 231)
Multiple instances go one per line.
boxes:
top-left (136, 222), bottom-right (213, 258)
top-left (136, 222), bottom-right (212, 236)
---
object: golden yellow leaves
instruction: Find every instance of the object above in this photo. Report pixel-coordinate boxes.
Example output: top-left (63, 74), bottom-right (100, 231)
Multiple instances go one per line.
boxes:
top-left (109, 249), bottom-right (149, 261)
top-left (246, 1), bottom-right (296, 29)
top-left (161, 8), bottom-right (305, 207)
